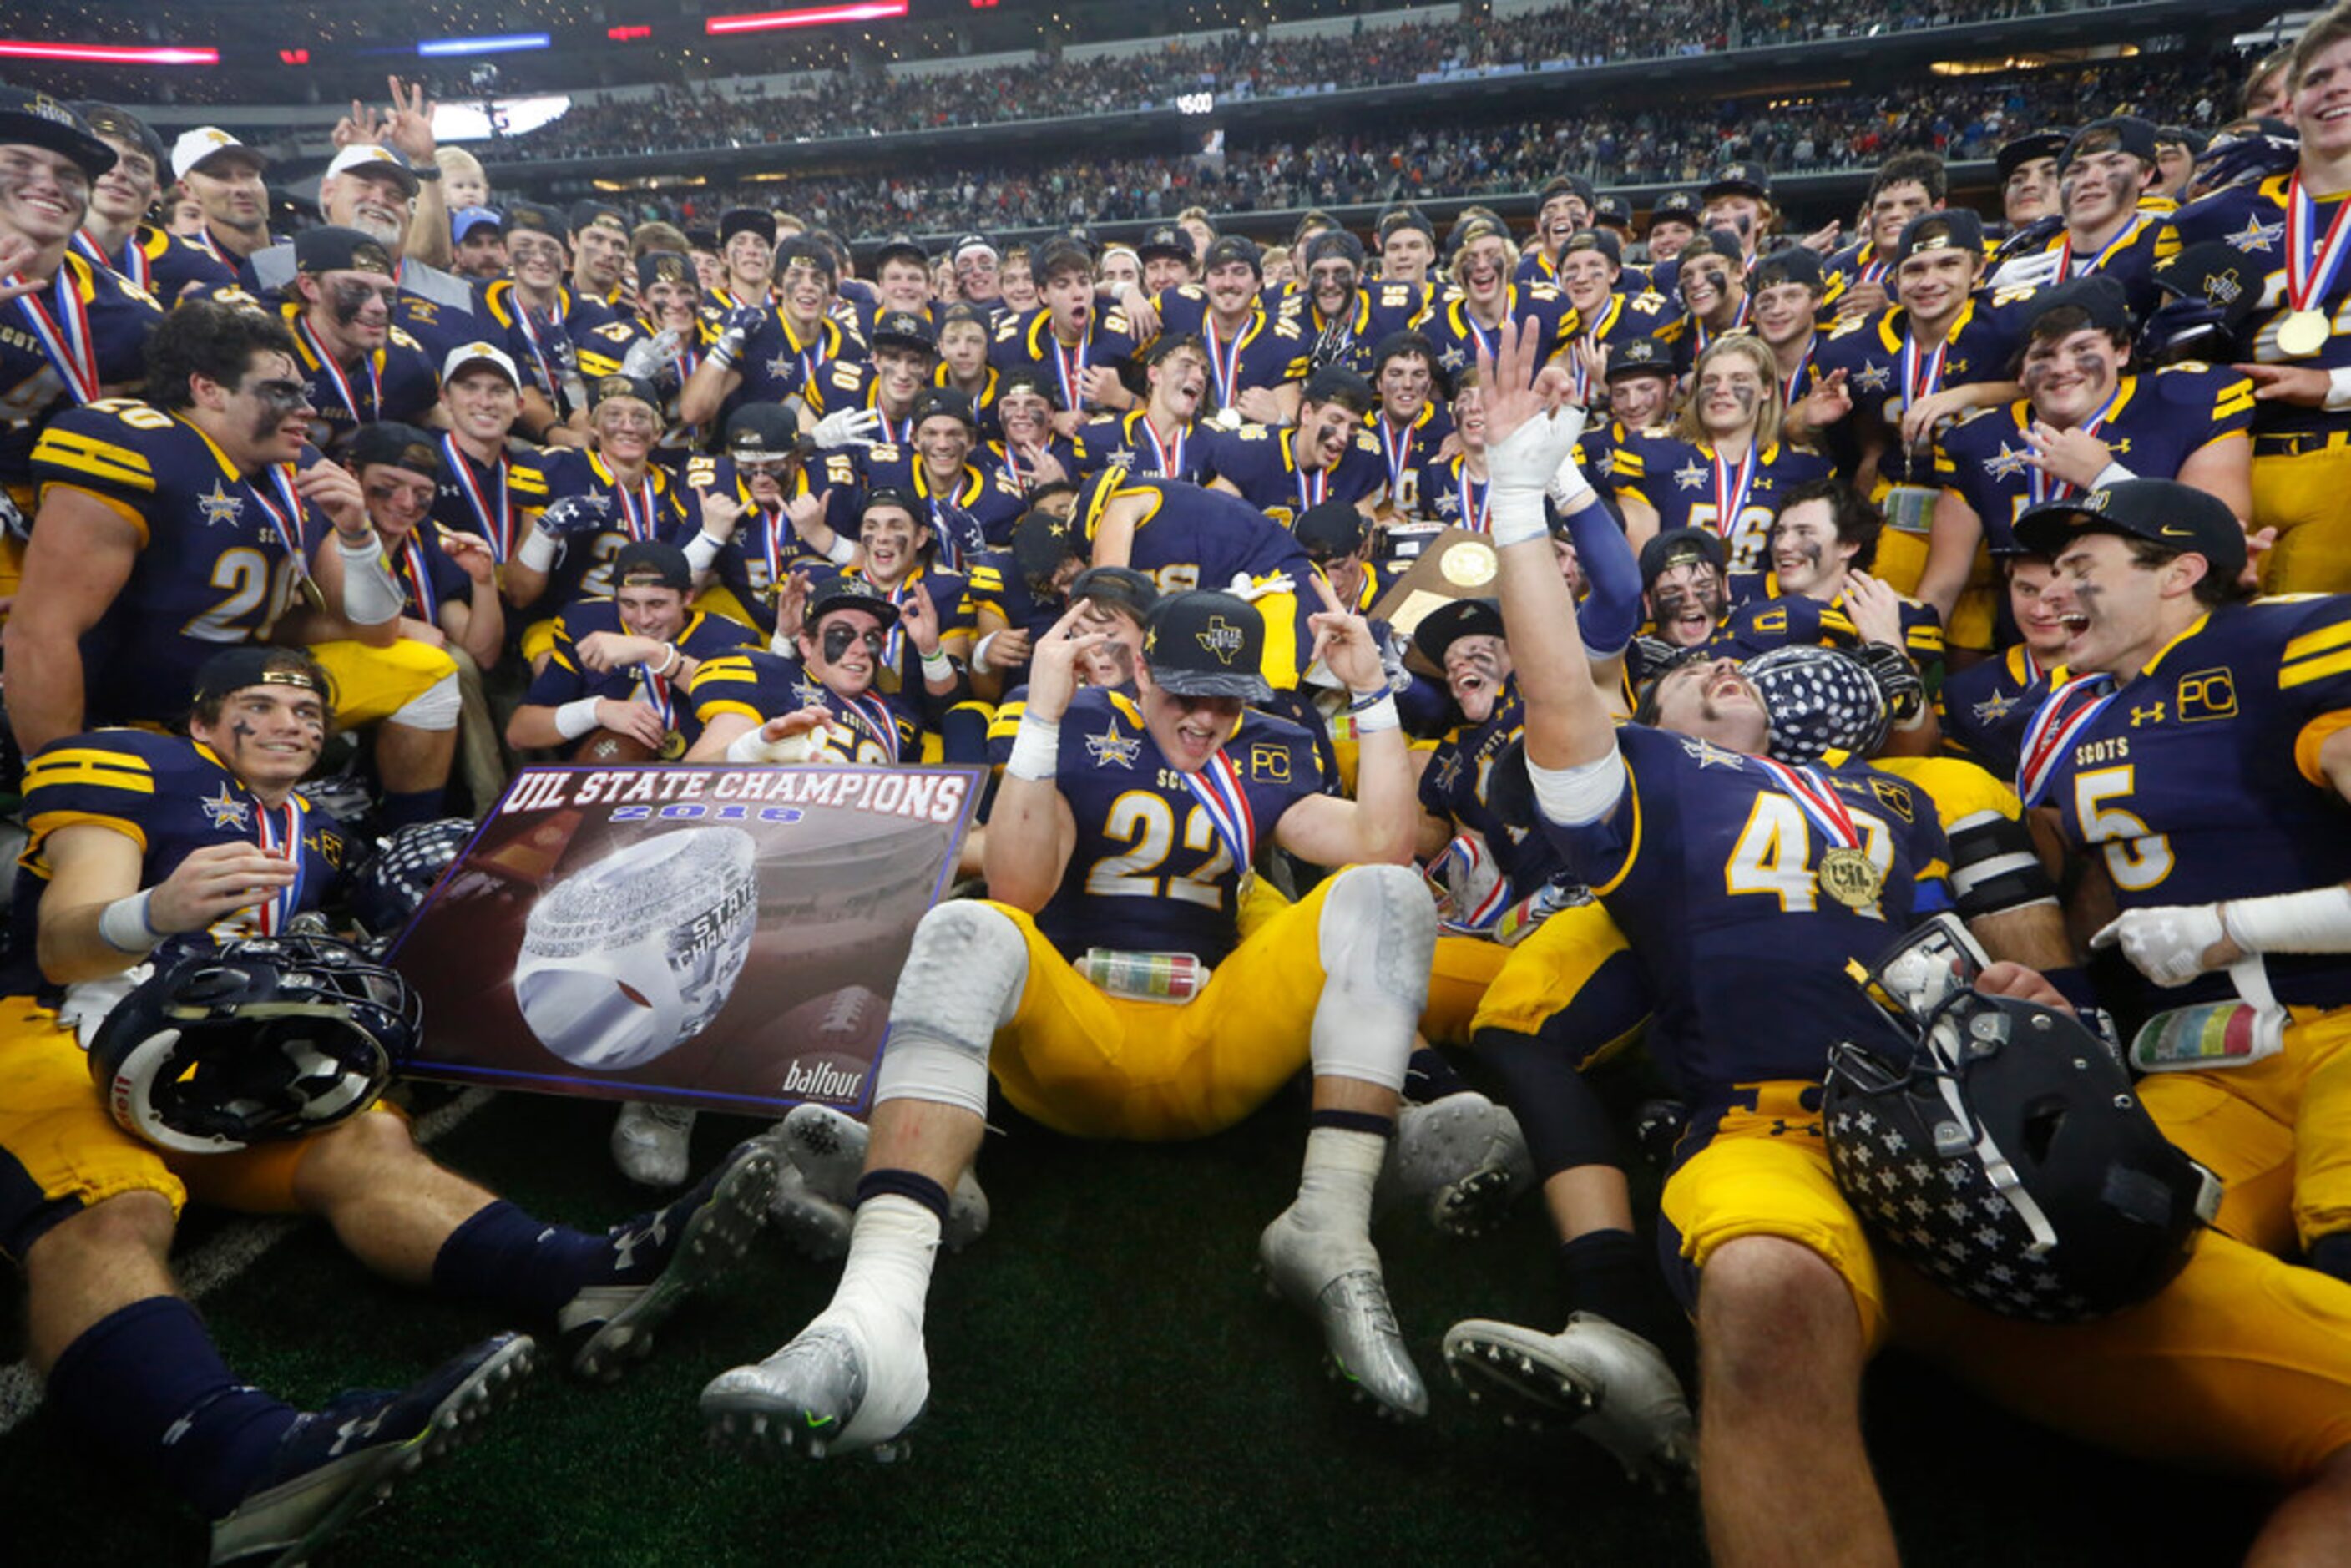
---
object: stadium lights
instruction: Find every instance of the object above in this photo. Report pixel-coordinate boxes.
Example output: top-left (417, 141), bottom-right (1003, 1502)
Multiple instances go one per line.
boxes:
top-left (417, 33), bottom-right (553, 58)
top-left (0, 40), bottom-right (218, 66)
top-left (706, 3), bottom-right (910, 36)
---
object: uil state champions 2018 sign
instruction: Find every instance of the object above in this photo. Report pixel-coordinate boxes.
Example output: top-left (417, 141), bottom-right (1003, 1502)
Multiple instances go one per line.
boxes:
top-left (391, 762), bottom-right (980, 1117)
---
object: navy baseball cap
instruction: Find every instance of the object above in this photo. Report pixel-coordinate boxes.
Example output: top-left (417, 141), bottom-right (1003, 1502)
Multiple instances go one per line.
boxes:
top-left (1142, 590), bottom-right (1272, 701)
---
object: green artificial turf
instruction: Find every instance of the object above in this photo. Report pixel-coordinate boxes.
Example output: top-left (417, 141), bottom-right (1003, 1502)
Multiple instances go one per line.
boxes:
top-left (0, 1083), bottom-right (2273, 1565)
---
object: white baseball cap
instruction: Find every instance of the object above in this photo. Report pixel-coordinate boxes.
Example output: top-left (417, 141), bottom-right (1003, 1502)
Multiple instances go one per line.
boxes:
top-left (442, 341), bottom-right (521, 387)
top-left (324, 143), bottom-right (420, 197)
top-left (170, 126), bottom-right (270, 183)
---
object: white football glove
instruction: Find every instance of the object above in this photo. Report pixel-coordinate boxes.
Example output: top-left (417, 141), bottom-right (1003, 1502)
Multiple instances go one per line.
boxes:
top-left (811, 407), bottom-right (884, 451)
top-left (619, 328), bottom-right (683, 382)
top-left (2091, 903), bottom-right (2231, 988)
top-left (1226, 569), bottom-right (1293, 603)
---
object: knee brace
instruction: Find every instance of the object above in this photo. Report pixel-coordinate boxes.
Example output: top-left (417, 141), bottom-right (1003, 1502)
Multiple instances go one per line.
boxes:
top-left (1309, 862), bottom-right (1434, 1093)
top-left (1947, 809), bottom-right (2055, 921)
top-left (872, 902), bottom-right (1029, 1116)
top-left (387, 670), bottom-right (463, 733)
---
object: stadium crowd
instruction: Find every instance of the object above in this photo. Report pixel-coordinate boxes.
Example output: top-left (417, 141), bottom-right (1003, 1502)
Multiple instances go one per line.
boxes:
top-left (7, 7), bottom-right (2351, 1566)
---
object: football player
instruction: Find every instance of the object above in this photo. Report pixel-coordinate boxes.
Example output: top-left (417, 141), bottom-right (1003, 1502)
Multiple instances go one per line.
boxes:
top-left (0, 94), bottom-right (162, 563)
top-left (1073, 334), bottom-right (1214, 485)
top-left (68, 102), bottom-right (234, 306)
top-left (1365, 330), bottom-right (1453, 517)
top-left (681, 402), bottom-right (857, 635)
top-left (1115, 235), bottom-right (1307, 426)
top-left (1577, 336), bottom-right (1678, 502)
top-left (1375, 206), bottom-right (1439, 287)
top-left (685, 569), bottom-right (924, 767)
top-left (851, 389), bottom-right (1027, 569)
top-left (1823, 153), bottom-right (1946, 323)
top-left (1424, 218), bottom-right (1571, 387)
top-left (430, 341), bottom-right (528, 564)
top-left (1612, 336), bottom-right (1833, 572)
top-left (1696, 161), bottom-right (1777, 267)
top-left (3, 645), bottom-right (776, 1565)
top-left (931, 300), bottom-right (999, 424)
top-left (1515, 175), bottom-right (1596, 288)
top-left (1282, 229), bottom-right (1429, 378)
top-left (1641, 190), bottom-right (1703, 266)
top-left (167, 125), bottom-right (276, 279)
top-left (868, 232), bottom-right (933, 325)
top-left (566, 200), bottom-right (633, 321)
top-left (1991, 129), bottom-right (2068, 246)
top-left (1752, 247), bottom-right (1845, 444)
top-left (1202, 363), bottom-right (1387, 526)
top-left (1637, 528), bottom-right (1739, 652)
top-left (13, 301), bottom-right (463, 827)
top-left (1934, 546), bottom-right (2070, 778)
top-left (702, 583), bottom-right (1450, 1452)
top-left (1552, 229), bottom-right (1676, 409)
top-left (681, 234), bottom-right (867, 436)
top-left (1664, 229), bottom-right (1754, 372)
top-left (1990, 118), bottom-right (2167, 321)
top-left (948, 232), bottom-right (1003, 313)
top-left (807, 308), bottom-right (940, 446)
top-left (1455, 326), bottom-right (2351, 1555)
top-left (346, 421), bottom-right (503, 676)
top-left (2151, 125), bottom-right (2207, 205)
top-left (832, 486), bottom-right (976, 711)
top-left (574, 250), bottom-right (715, 465)
top-left (983, 367), bottom-right (1079, 494)
top-left (988, 235), bottom-right (1137, 430)
top-left (279, 225), bottom-right (442, 457)
top-left (1923, 276), bottom-right (2253, 650)
top-left (1405, 366), bottom-right (1500, 533)
top-left (1813, 208), bottom-right (2036, 594)
top-left (478, 202), bottom-right (598, 448)
top-left (2159, 4), bottom-right (2351, 591)
top-left (1135, 225), bottom-right (1195, 296)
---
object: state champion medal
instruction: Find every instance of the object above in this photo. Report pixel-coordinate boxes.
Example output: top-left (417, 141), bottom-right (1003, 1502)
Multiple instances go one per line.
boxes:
top-left (2278, 309), bottom-right (2330, 357)
top-left (1816, 846), bottom-right (1887, 910)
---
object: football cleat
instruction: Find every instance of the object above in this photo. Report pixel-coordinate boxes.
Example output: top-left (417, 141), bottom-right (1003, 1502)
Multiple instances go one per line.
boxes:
top-left (559, 1138), bottom-right (778, 1380)
top-left (1442, 1313), bottom-right (1696, 1489)
top-left (610, 1100), bottom-right (697, 1189)
top-left (1257, 1204), bottom-right (1427, 1420)
top-left (766, 1159), bottom-right (855, 1260)
top-left (1374, 1092), bottom-right (1534, 1237)
top-left (700, 1302), bottom-right (928, 1462)
top-left (777, 1104), bottom-right (991, 1252)
top-left (209, 1333), bottom-right (535, 1566)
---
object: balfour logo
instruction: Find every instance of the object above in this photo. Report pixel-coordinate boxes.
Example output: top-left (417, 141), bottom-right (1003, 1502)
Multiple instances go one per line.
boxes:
top-left (783, 1057), bottom-right (866, 1103)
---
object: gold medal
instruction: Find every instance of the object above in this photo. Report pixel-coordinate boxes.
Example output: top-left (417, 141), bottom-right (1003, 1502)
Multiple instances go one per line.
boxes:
top-left (297, 572), bottom-right (329, 614)
top-left (660, 730), bottom-right (688, 761)
top-left (1817, 847), bottom-right (1886, 911)
top-left (1212, 407), bottom-right (1244, 432)
top-left (2278, 309), bottom-right (2330, 357)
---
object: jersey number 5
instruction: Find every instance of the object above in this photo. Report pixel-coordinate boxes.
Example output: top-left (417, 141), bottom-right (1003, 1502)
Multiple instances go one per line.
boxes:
top-left (2072, 766), bottom-right (2174, 891)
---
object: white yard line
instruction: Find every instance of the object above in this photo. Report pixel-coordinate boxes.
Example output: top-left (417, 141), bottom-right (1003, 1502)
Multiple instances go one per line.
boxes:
top-left (0, 1088), bottom-right (496, 1436)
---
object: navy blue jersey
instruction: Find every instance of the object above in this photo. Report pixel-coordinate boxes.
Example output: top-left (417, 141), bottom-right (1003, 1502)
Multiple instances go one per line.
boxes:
top-left (512, 448), bottom-right (694, 611)
top-left (478, 280), bottom-right (599, 418)
top-left (1933, 368), bottom-right (2255, 554)
top-left (524, 599), bottom-right (754, 752)
top-left (835, 444), bottom-right (1028, 570)
top-left (1144, 288), bottom-right (1309, 413)
top-left (802, 357), bottom-right (922, 447)
top-left (744, 309), bottom-right (868, 414)
top-left (281, 306), bottom-right (440, 456)
top-left (387, 265), bottom-right (482, 369)
top-left (1821, 238), bottom-right (1897, 316)
top-left (1813, 286), bottom-right (2040, 488)
top-left (1031, 685), bottom-right (1320, 965)
top-left (1, 254), bottom-right (163, 495)
top-left (1072, 411), bottom-right (1211, 485)
top-left (988, 306), bottom-right (1139, 415)
top-left (687, 646), bottom-right (920, 764)
top-left (1937, 643), bottom-right (2057, 778)
top-left (430, 432), bottom-right (528, 565)
top-left (845, 563), bottom-right (973, 702)
top-left (982, 433), bottom-right (1081, 498)
top-left (2158, 174), bottom-right (2351, 443)
top-left (382, 520), bottom-right (477, 625)
top-left (71, 224), bottom-right (235, 308)
top-left (1200, 422), bottom-right (1387, 526)
top-left (1987, 212), bottom-right (2165, 323)
top-left (577, 312), bottom-right (722, 460)
top-left (1558, 290), bottom-right (1681, 400)
top-left (1420, 286), bottom-right (1573, 387)
top-left (680, 451), bottom-right (826, 633)
top-left (2026, 598), bottom-right (2351, 1011)
top-left (933, 364), bottom-right (1003, 433)
top-left (1089, 473), bottom-right (1316, 597)
top-left (30, 400), bottom-right (340, 726)
top-left (8, 730), bottom-right (355, 997)
top-left (961, 549), bottom-right (1059, 689)
top-left (1542, 723), bottom-right (1953, 1100)
top-left (1365, 402), bottom-right (1454, 516)
top-left (1610, 435), bottom-right (1833, 575)
top-left (1417, 680), bottom-right (1566, 888)
top-left (1714, 584), bottom-right (1945, 670)
top-left (1280, 281), bottom-right (1435, 378)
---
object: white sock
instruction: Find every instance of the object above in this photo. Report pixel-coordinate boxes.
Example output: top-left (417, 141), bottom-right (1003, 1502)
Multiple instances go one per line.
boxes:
top-left (822, 1194), bottom-right (942, 1334)
top-left (1293, 1125), bottom-right (1387, 1232)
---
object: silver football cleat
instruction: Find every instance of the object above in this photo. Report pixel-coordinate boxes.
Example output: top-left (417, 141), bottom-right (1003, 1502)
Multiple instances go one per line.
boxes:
top-left (1443, 1312), bottom-right (1696, 1488)
top-left (700, 1305), bottom-right (928, 1462)
top-left (1258, 1204), bottom-right (1428, 1419)
top-left (610, 1100), bottom-right (697, 1189)
top-left (1376, 1092), bottom-right (1534, 1237)
top-left (778, 1104), bottom-right (991, 1252)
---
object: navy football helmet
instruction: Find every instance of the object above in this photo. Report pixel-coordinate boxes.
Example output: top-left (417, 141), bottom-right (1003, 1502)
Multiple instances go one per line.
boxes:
top-left (350, 817), bottom-right (476, 943)
top-left (88, 936), bottom-right (422, 1155)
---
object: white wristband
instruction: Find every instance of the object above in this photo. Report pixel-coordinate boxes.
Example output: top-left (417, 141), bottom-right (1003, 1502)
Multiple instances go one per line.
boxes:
top-left (1005, 711), bottom-right (1061, 781)
top-left (1349, 692), bottom-right (1400, 734)
top-left (727, 721), bottom-right (827, 764)
top-left (1529, 744), bottom-right (1631, 827)
top-left (1488, 489), bottom-right (1550, 549)
top-left (2328, 366), bottom-right (2351, 412)
top-left (652, 643), bottom-right (681, 677)
top-left (972, 630), bottom-right (1001, 673)
top-left (554, 697), bottom-right (602, 740)
top-left (683, 529), bottom-right (724, 573)
top-left (2088, 460), bottom-right (2139, 492)
top-left (2221, 886), bottom-right (2351, 955)
top-left (920, 649), bottom-right (953, 681)
top-left (336, 533), bottom-right (405, 625)
top-left (98, 890), bottom-right (162, 954)
top-left (516, 527), bottom-right (559, 572)
top-left (824, 533), bottom-right (858, 566)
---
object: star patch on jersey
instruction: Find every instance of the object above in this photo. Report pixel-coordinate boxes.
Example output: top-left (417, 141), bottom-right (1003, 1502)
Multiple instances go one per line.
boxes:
top-left (199, 782), bottom-right (252, 831)
top-left (1433, 488), bottom-right (1460, 516)
top-left (1852, 362), bottom-right (1893, 394)
top-left (1673, 461), bottom-right (1707, 492)
top-left (1438, 344), bottom-right (1468, 371)
top-left (198, 481), bottom-right (245, 528)
top-left (1970, 690), bottom-right (2019, 725)
top-left (1983, 443), bottom-right (2031, 479)
top-left (1680, 736), bottom-right (1745, 770)
top-left (1085, 727), bottom-right (1141, 768)
top-left (2225, 212), bottom-right (2283, 253)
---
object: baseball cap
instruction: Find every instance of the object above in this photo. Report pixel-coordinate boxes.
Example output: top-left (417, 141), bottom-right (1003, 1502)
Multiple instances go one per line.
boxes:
top-left (1562, 227), bottom-right (1622, 266)
top-left (1012, 507), bottom-right (1088, 592)
top-left (635, 250), bottom-right (696, 293)
top-left (1203, 235), bottom-right (1262, 275)
top-left (451, 205), bottom-right (506, 243)
top-left (872, 231), bottom-right (928, 271)
top-left (505, 201), bottom-right (568, 242)
top-left (1539, 174), bottom-right (1598, 209)
top-left (612, 540), bottom-right (694, 593)
top-left (1138, 225), bottom-right (1192, 263)
top-left (2156, 124), bottom-right (2210, 157)
top-left (775, 235), bottom-right (838, 280)
top-left (1650, 190), bottom-right (1703, 225)
top-left (1378, 206), bottom-right (1435, 243)
top-left (1605, 336), bottom-right (1676, 382)
top-left (1069, 564), bottom-right (1160, 620)
top-left (2149, 240), bottom-right (2261, 332)
top-left (325, 144), bottom-right (419, 197)
top-left (191, 646), bottom-right (331, 706)
top-left (803, 569), bottom-right (902, 628)
top-left (1304, 230), bottom-right (1368, 271)
top-left (720, 207), bottom-right (777, 245)
top-left (169, 124), bottom-right (265, 183)
top-left (345, 422), bottom-right (442, 478)
top-left (1640, 527), bottom-right (1729, 587)
top-left (1702, 162), bottom-right (1774, 202)
top-left (294, 225), bottom-right (395, 277)
top-left (1594, 194), bottom-right (1635, 228)
top-left (725, 402), bottom-right (801, 462)
top-left (1996, 129), bottom-right (2070, 181)
top-left (1302, 363), bottom-right (1375, 413)
top-left (1295, 500), bottom-right (1370, 564)
top-left (568, 200), bottom-right (629, 236)
top-left (589, 373), bottom-right (661, 410)
top-left (870, 310), bottom-right (938, 355)
top-left (951, 232), bottom-right (998, 263)
top-left (2023, 275), bottom-right (2132, 338)
top-left (1413, 597), bottom-right (1505, 668)
top-left (1752, 245), bottom-right (1826, 292)
top-left (442, 340), bottom-right (521, 387)
top-left (910, 387), bottom-right (976, 431)
top-left (1893, 209), bottom-right (1985, 270)
top-left (2012, 478), bottom-right (2247, 579)
top-left (73, 101), bottom-right (164, 174)
top-left (2061, 116), bottom-right (2159, 172)
top-left (1141, 590), bottom-right (1272, 702)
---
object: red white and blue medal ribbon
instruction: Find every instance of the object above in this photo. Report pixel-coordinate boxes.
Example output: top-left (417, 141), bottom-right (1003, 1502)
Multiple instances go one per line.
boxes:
top-left (74, 229), bottom-right (150, 291)
top-left (2055, 213), bottom-right (2146, 280)
top-left (1051, 333), bottom-right (1090, 411)
top-left (251, 797), bottom-right (307, 936)
top-left (1462, 293), bottom-right (1513, 367)
top-left (1711, 443), bottom-right (1759, 538)
top-left (246, 463), bottom-right (311, 579)
top-left (1295, 458), bottom-right (1328, 514)
top-left (842, 691), bottom-right (903, 763)
top-left (441, 433), bottom-right (513, 561)
top-left (1751, 756), bottom-right (1863, 850)
top-left (10, 265), bottom-right (100, 405)
top-left (1457, 465), bottom-right (1492, 533)
top-left (1899, 321), bottom-right (1949, 413)
top-left (399, 534), bottom-right (439, 623)
top-left (296, 317), bottom-right (378, 427)
top-left (2285, 172), bottom-right (2351, 331)
top-left (1180, 748), bottom-right (1257, 875)
top-left (1860, 253), bottom-right (1890, 286)
top-left (1377, 414), bottom-right (1414, 493)
top-left (1781, 341), bottom-right (1815, 409)
top-left (2025, 387), bottom-right (2121, 506)
top-left (2015, 673), bottom-right (2119, 807)
top-left (633, 663), bottom-right (675, 733)
top-left (612, 473), bottom-right (656, 543)
top-left (1140, 414), bottom-right (1185, 478)
top-left (1204, 315), bottom-right (1246, 408)
top-left (510, 300), bottom-right (561, 398)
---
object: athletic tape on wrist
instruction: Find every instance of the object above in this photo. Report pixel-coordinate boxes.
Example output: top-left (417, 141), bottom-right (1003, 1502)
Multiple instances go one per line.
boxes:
top-left (1005, 711), bottom-right (1061, 781)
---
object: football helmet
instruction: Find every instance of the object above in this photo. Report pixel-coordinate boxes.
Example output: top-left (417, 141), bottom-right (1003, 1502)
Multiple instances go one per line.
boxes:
top-left (1746, 644), bottom-right (1888, 764)
top-left (88, 935), bottom-right (422, 1155)
top-left (1823, 918), bottom-right (2221, 1323)
top-left (350, 817), bottom-right (477, 942)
